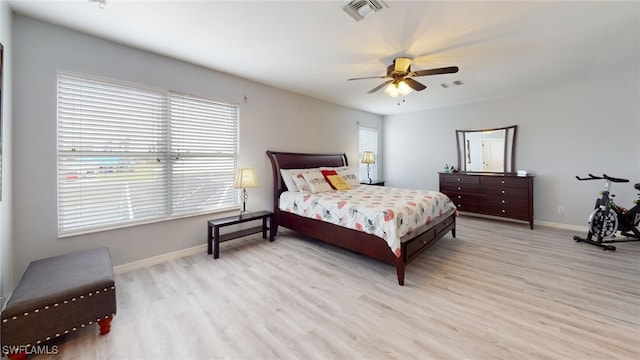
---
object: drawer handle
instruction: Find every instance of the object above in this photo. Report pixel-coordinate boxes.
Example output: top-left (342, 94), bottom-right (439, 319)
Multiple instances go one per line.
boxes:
top-left (421, 239), bottom-right (428, 244)
top-left (501, 190), bottom-right (506, 194)
top-left (457, 204), bottom-right (461, 208)
top-left (501, 209), bottom-right (506, 213)
top-left (458, 186), bottom-right (461, 190)
top-left (501, 200), bottom-right (506, 204)
top-left (501, 180), bottom-right (505, 184)
top-left (457, 178), bottom-right (461, 182)
top-left (457, 195), bottom-right (462, 199)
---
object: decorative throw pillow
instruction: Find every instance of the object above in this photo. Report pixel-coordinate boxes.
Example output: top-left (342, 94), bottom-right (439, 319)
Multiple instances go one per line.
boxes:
top-left (302, 171), bottom-right (333, 193)
top-left (320, 169), bottom-right (338, 189)
top-left (291, 172), bottom-right (311, 192)
top-left (281, 168), bottom-right (315, 192)
top-left (337, 168), bottom-right (360, 187)
top-left (326, 175), bottom-right (351, 191)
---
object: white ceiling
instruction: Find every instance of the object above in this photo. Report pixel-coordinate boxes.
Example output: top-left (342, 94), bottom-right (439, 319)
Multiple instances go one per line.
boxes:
top-left (8, 0), bottom-right (640, 115)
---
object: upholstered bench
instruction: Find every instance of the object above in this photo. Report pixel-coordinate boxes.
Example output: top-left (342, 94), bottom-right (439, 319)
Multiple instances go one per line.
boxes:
top-left (1, 247), bottom-right (116, 360)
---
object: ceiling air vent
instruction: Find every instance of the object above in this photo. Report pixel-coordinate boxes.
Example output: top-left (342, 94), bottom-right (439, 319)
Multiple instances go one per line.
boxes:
top-left (342, 0), bottom-right (388, 22)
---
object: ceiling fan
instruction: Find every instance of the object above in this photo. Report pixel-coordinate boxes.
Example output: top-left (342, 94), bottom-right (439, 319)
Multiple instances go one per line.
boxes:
top-left (348, 57), bottom-right (459, 97)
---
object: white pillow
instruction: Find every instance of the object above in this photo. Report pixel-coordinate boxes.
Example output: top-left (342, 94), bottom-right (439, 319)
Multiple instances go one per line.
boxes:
top-left (291, 172), bottom-right (311, 192)
top-left (337, 168), bottom-right (360, 187)
top-left (302, 171), bottom-right (333, 193)
top-left (280, 169), bottom-right (298, 192)
top-left (280, 168), bottom-right (315, 192)
top-left (320, 166), bottom-right (349, 172)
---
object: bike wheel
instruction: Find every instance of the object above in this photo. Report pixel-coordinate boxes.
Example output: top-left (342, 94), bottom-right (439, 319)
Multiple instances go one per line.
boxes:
top-left (588, 208), bottom-right (618, 237)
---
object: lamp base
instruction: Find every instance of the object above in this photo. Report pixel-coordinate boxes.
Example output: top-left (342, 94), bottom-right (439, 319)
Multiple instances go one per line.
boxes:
top-left (239, 210), bottom-right (254, 219)
top-left (239, 189), bottom-right (253, 219)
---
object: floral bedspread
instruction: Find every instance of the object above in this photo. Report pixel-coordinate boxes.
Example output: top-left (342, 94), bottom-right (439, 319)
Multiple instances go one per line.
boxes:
top-left (279, 185), bottom-right (456, 257)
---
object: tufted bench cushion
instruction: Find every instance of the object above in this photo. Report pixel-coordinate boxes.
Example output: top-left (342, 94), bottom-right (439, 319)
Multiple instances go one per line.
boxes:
top-left (1, 247), bottom-right (116, 359)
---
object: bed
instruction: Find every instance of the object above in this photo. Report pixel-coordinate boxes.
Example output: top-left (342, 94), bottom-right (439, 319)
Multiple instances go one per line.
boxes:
top-left (266, 151), bottom-right (457, 286)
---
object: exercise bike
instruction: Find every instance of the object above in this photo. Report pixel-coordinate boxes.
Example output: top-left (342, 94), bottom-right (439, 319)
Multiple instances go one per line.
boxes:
top-left (573, 174), bottom-right (640, 251)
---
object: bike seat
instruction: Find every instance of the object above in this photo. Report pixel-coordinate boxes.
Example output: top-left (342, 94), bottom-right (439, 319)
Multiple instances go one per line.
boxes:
top-left (635, 183), bottom-right (640, 191)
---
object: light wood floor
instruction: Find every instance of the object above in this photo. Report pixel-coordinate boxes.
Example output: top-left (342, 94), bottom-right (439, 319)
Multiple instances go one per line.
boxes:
top-left (36, 216), bottom-right (639, 359)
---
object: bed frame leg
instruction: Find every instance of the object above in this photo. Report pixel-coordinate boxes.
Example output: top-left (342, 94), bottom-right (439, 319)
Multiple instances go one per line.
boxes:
top-left (396, 259), bottom-right (405, 286)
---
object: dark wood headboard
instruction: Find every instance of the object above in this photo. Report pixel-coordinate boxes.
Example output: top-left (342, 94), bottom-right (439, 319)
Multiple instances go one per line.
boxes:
top-left (266, 151), bottom-right (348, 212)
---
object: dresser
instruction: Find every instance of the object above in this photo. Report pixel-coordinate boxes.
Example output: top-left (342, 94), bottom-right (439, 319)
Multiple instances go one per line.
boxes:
top-left (439, 172), bottom-right (534, 229)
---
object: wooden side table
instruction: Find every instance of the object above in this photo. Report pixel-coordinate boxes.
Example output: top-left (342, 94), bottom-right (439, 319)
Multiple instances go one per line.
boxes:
top-left (207, 210), bottom-right (274, 259)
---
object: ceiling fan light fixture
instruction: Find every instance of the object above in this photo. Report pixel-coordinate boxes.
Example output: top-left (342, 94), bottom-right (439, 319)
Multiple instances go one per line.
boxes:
top-left (397, 80), bottom-right (412, 96)
top-left (393, 57), bottom-right (412, 73)
top-left (384, 84), bottom-right (400, 98)
top-left (384, 80), bottom-right (412, 98)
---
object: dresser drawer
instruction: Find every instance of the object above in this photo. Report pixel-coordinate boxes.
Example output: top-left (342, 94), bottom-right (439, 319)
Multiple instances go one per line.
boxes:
top-left (483, 196), bottom-right (528, 208)
top-left (483, 177), bottom-right (529, 188)
top-left (484, 187), bottom-right (529, 198)
top-left (483, 203), bottom-right (530, 220)
top-left (440, 174), bottom-right (480, 185)
top-left (441, 183), bottom-right (482, 193)
top-left (442, 191), bottom-right (481, 212)
top-left (455, 201), bottom-right (480, 212)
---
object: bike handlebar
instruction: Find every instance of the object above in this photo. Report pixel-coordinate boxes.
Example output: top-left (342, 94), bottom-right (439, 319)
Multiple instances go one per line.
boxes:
top-left (575, 174), bottom-right (629, 183)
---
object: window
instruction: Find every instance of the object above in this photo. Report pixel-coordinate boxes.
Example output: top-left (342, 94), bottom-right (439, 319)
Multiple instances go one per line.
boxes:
top-left (358, 126), bottom-right (378, 182)
top-left (57, 73), bottom-right (238, 236)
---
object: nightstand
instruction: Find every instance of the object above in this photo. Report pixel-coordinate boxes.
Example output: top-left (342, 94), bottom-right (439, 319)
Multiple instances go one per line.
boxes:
top-left (207, 210), bottom-right (274, 259)
top-left (361, 180), bottom-right (385, 186)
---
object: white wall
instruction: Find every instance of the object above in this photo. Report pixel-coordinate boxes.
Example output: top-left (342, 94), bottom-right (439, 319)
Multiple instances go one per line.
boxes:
top-left (0, 0), bottom-right (14, 301)
top-left (11, 15), bottom-right (381, 281)
top-left (383, 73), bottom-right (639, 228)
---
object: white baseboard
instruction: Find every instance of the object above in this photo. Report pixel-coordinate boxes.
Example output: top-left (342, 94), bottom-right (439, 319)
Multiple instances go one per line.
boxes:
top-left (457, 212), bottom-right (588, 232)
top-left (112, 219), bottom-right (589, 275)
top-left (113, 244), bottom-right (207, 274)
top-left (534, 220), bottom-right (588, 233)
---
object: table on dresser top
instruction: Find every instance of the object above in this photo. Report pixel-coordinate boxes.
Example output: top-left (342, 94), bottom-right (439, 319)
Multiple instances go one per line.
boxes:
top-left (207, 210), bottom-right (274, 259)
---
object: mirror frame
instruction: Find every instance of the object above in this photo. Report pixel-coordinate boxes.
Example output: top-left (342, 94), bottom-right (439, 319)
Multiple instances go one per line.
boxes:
top-left (456, 125), bottom-right (517, 173)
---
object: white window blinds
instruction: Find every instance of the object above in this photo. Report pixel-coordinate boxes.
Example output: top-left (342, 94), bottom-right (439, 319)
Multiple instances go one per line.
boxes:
top-left (57, 73), bottom-right (238, 236)
top-left (169, 94), bottom-right (238, 215)
top-left (359, 126), bottom-right (378, 182)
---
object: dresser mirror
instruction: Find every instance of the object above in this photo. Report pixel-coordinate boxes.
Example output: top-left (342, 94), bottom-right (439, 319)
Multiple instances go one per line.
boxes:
top-left (456, 125), bottom-right (517, 173)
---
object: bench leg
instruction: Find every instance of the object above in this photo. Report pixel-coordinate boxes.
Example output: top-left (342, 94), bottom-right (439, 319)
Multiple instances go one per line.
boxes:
top-left (98, 316), bottom-right (113, 335)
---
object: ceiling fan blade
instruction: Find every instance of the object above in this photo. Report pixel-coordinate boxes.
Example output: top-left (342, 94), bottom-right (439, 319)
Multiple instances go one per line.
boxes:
top-left (394, 57), bottom-right (412, 73)
top-left (404, 78), bottom-right (427, 91)
top-left (348, 75), bottom-right (388, 81)
top-left (367, 80), bottom-right (393, 94)
top-left (408, 66), bottom-right (459, 77)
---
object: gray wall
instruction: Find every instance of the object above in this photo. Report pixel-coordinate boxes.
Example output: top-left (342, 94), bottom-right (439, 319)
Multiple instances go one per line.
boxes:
top-left (11, 15), bottom-right (381, 281)
top-left (0, 1), bottom-right (14, 302)
top-left (383, 73), bottom-right (640, 228)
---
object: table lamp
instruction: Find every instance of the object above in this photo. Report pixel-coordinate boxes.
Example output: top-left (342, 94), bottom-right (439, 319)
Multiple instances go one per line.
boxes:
top-left (361, 151), bottom-right (375, 184)
top-left (234, 168), bottom-right (259, 218)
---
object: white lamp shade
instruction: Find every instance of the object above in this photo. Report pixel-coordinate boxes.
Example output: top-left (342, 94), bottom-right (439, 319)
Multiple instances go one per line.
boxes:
top-left (234, 168), bottom-right (259, 188)
top-left (361, 151), bottom-right (375, 164)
